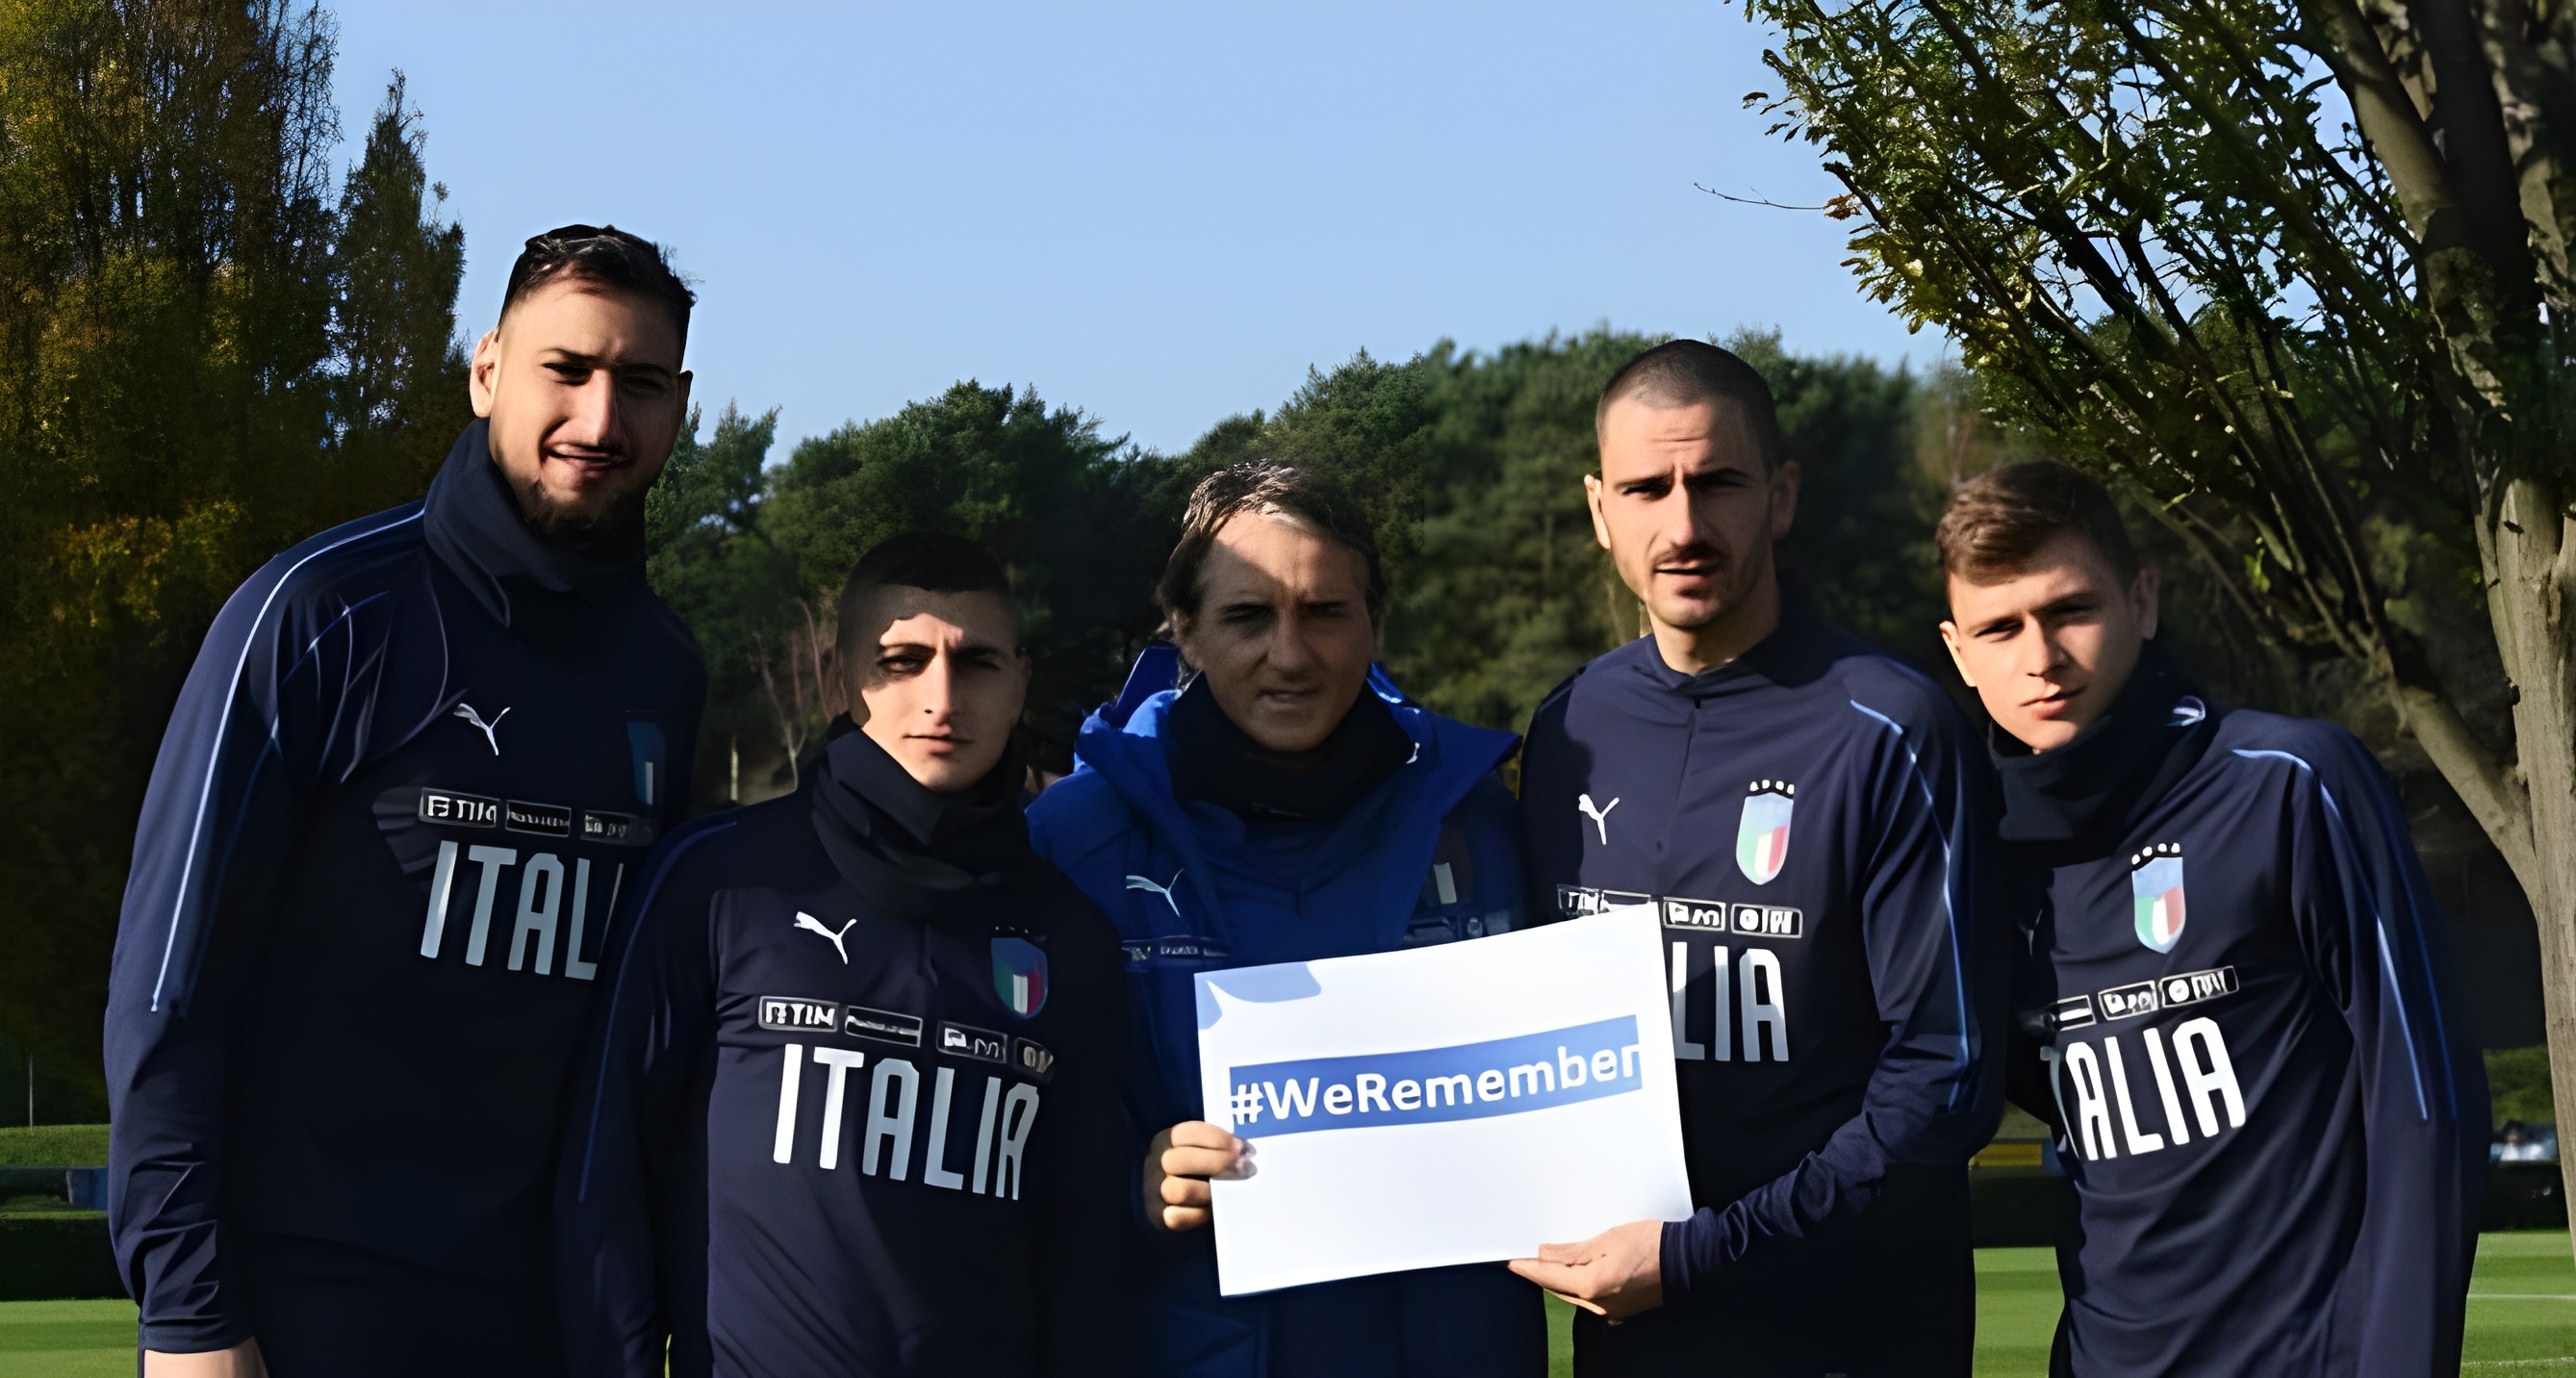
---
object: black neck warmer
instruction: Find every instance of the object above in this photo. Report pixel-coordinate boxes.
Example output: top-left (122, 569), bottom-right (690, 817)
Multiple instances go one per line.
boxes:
top-left (1164, 675), bottom-right (1415, 822)
top-left (808, 715), bottom-right (1033, 919)
top-left (421, 419), bottom-right (646, 627)
top-left (1991, 641), bottom-right (2222, 852)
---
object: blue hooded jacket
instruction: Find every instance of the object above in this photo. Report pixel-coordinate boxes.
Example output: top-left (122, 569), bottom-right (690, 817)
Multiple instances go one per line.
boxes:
top-left (1026, 647), bottom-right (1545, 1378)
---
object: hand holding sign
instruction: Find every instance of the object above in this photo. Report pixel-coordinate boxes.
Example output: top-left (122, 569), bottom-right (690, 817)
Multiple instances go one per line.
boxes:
top-left (1193, 906), bottom-right (1691, 1295)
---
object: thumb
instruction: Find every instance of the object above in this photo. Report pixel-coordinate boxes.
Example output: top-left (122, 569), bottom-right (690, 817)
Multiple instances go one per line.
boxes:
top-left (1535, 1239), bottom-right (1589, 1264)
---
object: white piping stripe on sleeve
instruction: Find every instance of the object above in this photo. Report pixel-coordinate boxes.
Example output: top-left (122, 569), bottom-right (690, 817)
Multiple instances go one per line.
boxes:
top-left (149, 510), bottom-right (424, 1012)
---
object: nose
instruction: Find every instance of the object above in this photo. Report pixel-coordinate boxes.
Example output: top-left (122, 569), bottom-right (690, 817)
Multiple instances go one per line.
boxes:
top-left (1264, 609), bottom-right (1320, 678)
top-left (919, 651), bottom-right (960, 720)
top-left (557, 370), bottom-right (622, 450)
top-left (1663, 479), bottom-right (1720, 559)
top-left (2026, 622), bottom-right (2072, 680)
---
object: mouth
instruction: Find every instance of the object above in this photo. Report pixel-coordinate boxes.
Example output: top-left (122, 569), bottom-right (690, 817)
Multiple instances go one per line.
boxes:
top-left (542, 450), bottom-right (632, 487)
top-left (2022, 686), bottom-right (2083, 719)
top-left (907, 732), bottom-right (964, 756)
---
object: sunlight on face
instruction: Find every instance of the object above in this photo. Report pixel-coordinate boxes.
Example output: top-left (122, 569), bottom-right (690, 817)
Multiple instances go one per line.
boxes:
top-left (1940, 532), bottom-right (2161, 752)
top-left (1586, 396), bottom-right (1798, 670)
top-left (848, 589), bottom-right (1030, 792)
top-left (1171, 512), bottom-right (1377, 754)
top-left (469, 279), bottom-right (691, 542)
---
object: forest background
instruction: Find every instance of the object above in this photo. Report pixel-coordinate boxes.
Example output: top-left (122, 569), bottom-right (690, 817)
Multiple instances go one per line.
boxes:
top-left (0, 0), bottom-right (2551, 1126)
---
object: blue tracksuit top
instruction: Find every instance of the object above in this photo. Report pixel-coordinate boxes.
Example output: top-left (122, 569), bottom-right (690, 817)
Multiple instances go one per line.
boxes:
top-left (2005, 701), bottom-right (2487, 1376)
top-left (1025, 649), bottom-right (1545, 1378)
top-left (1519, 610), bottom-right (2007, 1376)
top-left (103, 421), bottom-right (703, 1368)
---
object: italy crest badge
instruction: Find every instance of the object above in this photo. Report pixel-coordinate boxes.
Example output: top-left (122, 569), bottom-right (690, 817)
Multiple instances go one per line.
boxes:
top-left (2130, 843), bottom-right (2187, 954)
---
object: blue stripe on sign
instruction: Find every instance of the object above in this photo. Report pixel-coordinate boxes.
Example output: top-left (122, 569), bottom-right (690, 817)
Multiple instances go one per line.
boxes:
top-left (1225, 1015), bottom-right (1644, 1139)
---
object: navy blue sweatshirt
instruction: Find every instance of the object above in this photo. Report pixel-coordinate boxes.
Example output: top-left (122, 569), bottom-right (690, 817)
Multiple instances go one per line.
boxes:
top-left (103, 421), bottom-right (703, 1368)
top-left (558, 723), bottom-right (1131, 1378)
top-left (1997, 649), bottom-right (2486, 1376)
top-left (1520, 609), bottom-right (2003, 1375)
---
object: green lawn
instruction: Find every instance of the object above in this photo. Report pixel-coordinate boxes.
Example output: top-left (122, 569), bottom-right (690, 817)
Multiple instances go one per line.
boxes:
top-left (0, 1127), bottom-right (106, 1169)
top-left (6, 1236), bottom-right (2567, 1376)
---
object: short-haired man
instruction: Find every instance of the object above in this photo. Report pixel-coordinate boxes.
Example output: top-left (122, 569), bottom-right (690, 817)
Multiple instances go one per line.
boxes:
top-left (1938, 460), bottom-right (2486, 1376)
top-left (557, 533), bottom-right (1131, 1377)
top-left (107, 226), bottom-right (707, 1376)
top-left (1510, 340), bottom-right (2003, 1375)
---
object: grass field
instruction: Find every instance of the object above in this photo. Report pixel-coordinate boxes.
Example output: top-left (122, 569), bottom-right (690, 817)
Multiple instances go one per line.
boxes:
top-left (3, 1235), bottom-right (2565, 1376)
top-left (0, 1127), bottom-right (106, 1169)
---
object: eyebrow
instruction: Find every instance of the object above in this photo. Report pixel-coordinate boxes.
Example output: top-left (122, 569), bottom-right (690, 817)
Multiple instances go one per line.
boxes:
top-left (538, 347), bottom-right (676, 382)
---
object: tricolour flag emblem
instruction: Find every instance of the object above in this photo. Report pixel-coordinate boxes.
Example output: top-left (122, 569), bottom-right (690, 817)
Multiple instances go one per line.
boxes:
top-left (2130, 844), bottom-right (2186, 954)
top-left (993, 936), bottom-right (1048, 1018)
top-left (1735, 779), bottom-right (1797, 886)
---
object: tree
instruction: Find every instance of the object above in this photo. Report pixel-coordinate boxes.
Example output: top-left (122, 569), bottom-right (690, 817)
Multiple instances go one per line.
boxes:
top-left (0, 2), bottom-right (467, 1109)
top-left (1747, 0), bottom-right (2576, 1224)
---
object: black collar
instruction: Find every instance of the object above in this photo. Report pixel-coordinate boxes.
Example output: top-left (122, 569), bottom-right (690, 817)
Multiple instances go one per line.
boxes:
top-left (807, 716), bottom-right (1033, 918)
top-left (1990, 642), bottom-right (2220, 852)
top-left (1163, 676), bottom-right (1415, 821)
top-left (421, 420), bottom-right (646, 626)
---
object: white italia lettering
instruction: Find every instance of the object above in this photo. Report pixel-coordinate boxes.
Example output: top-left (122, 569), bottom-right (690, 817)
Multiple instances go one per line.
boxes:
top-left (1707, 944), bottom-right (1732, 1061)
top-left (1740, 947), bottom-right (1789, 1062)
top-left (773, 1044), bottom-right (804, 1164)
top-left (863, 1058), bottom-right (921, 1179)
top-left (461, 845), bottom-right (517, 966)
top-left (2172, 1017), bottom-right (2247, 1135)
top-left (508, 853), bottom-right (563, 974)
top-left (562, 859), bottom-right (621, 982)
top-left (969, 1076), bottom-right (1003, 1194)
top-left (420, 839), bottom-right (461, 958)
top-left (922, 1067), bottom-right (968, 1190)
top-left (2104, 1035), bottom-right (2164, 1154)
top-left (811, 1047), bottom-right (867, 1170)
top-left (2064, 1041), bottom-right (2118, 1161)
top-left (2142, 1025), bottom-right (2192, 1146)
top-left (993, 1084), bottom-right (1041, 1201)
top-left (1671, 942), bottom-right (1705, 1060)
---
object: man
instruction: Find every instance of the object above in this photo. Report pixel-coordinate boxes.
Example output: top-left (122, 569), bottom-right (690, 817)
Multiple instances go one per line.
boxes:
top-left (1511, 340), bottom-right (2002, 1375)
top-left (1936, 460), bottom-right (2486, 1376)
top-left (556, 534), bottom-right (1130, 1376)
top-left (1028, 462), bottom-right (1545, 1377)
top-left (106, 226), bottom-right (706, 1377)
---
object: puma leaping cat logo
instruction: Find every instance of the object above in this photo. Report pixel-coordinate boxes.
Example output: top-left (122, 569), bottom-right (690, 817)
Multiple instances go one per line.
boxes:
top-left (1577, 793), bottom-right (1620, 845)
top-left (794, 910), bottom-right (858, 964)
top-left (451, 702), bottom-right (510, 755)
top-left (1125, 870), bottom-right (1185, 920)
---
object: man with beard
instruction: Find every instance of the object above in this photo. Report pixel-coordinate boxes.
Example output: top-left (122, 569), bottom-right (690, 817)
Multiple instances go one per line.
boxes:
top-left (1939, 461), bottom-right (2484, 1376)
top-left (106, 226), bottom-right (706, 1378)
top-left (556, 533), bottom-right (1131, 1377)
top-left (1510, 340), bottom-right (2003, 1375)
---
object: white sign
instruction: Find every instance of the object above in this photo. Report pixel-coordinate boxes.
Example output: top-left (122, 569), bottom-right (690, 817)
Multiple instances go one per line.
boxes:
top-left (1194, 906), bottom-right (1693, 1295)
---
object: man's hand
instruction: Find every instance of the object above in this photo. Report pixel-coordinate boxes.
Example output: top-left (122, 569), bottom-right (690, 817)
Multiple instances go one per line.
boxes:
top-left (1509, 1219), bottom-right (1666, 1320)
top-left (144, 1340), bottom-right (268, 1378)
top-left (1142, 1119), bottom-right (1249, 1232)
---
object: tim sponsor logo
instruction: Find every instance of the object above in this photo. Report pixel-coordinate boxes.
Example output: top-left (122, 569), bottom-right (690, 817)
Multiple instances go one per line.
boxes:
top-left (1224, 1015), bottom-right (1645, 1139)
top-left (418, 788), bottom-right (499, 829)
top-left (1556, 885), bottom-right (1650, 918)
top-left (759, 996), bottom-right (841, 1033)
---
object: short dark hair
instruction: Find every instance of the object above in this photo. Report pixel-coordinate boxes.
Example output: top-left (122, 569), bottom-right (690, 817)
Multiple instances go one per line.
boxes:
top-left (1937, 460), bottom-right (2142, 583)
top-left (1594, 339), bottom-right (1787, 473)
top-left (835, 532), bottom-right (1016, 664)
top-left (1157, 461), bottom-right (1388, 626)
top-left (501, 223), bottom-right (696, 344)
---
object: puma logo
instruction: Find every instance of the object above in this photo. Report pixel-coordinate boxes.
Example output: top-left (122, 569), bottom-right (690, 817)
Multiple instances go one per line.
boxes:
top-left (1125, 870), bottom-right (1185, 920)
top-left (793, 910), bottom-right (858, 964)
top-left (1578, 793), bottom-right (1620, 845)
top-left (451, 702), bottom-right (510, 755)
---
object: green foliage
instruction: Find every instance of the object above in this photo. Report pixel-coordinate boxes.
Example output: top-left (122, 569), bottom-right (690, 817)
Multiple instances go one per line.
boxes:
top-left (2487, 1047), bottom-right (2561, 1126)
top-left (0, 5), bottom-right (468, 1100)
top-left (0, 1126), bottom-right (109, 1170)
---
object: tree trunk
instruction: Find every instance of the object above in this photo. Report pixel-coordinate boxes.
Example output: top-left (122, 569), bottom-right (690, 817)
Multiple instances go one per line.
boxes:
top-left (2482, 477), bottom-right (2576, 1260)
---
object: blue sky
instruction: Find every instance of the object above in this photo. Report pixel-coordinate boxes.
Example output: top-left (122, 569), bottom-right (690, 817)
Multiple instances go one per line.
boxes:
top-left (333, 2), bottom-right (1934, 455)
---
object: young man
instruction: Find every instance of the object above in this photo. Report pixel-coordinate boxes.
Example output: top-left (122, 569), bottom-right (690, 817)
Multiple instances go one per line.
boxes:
top-left (1028, 462), bottom-right (1545, 1378)
top-left (557, 534), bottom-right (1130, 1377)
top-left (105, 226), bottom-right (706, 1377)
top-left (1511, 340), bottom-right (2002, 1376)
top-left (1938, 460), bottom-right (2486, 1376)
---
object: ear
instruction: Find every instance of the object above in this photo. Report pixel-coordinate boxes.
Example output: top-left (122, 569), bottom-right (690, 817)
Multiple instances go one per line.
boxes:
top-left (676, 369), bottom-right (694, 415)
top-left (2131, 566), bottom-right (2162, 641)
top-left (469, 328), bottom-right (503, 418)
top-left (1583, 472), bottom-right (1613, 551)
top-left (1018, 651), bottom-right (1034, 688)
top-left (1936, 619), bottom-right (1978, 689)
top-left (1768, 459), bottom-right (1802, 541)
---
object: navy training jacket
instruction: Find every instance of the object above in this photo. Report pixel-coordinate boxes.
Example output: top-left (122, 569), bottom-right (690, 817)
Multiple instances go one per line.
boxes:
top-left (2007, 703), bottom-right (2487, 1376)
top-left (1519, 611), bottom-right (2006, 1377)
top-left (1026, 648), bottom-right (1546, 1378)
top-left (103, 422), bottom-right (702, 1370)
